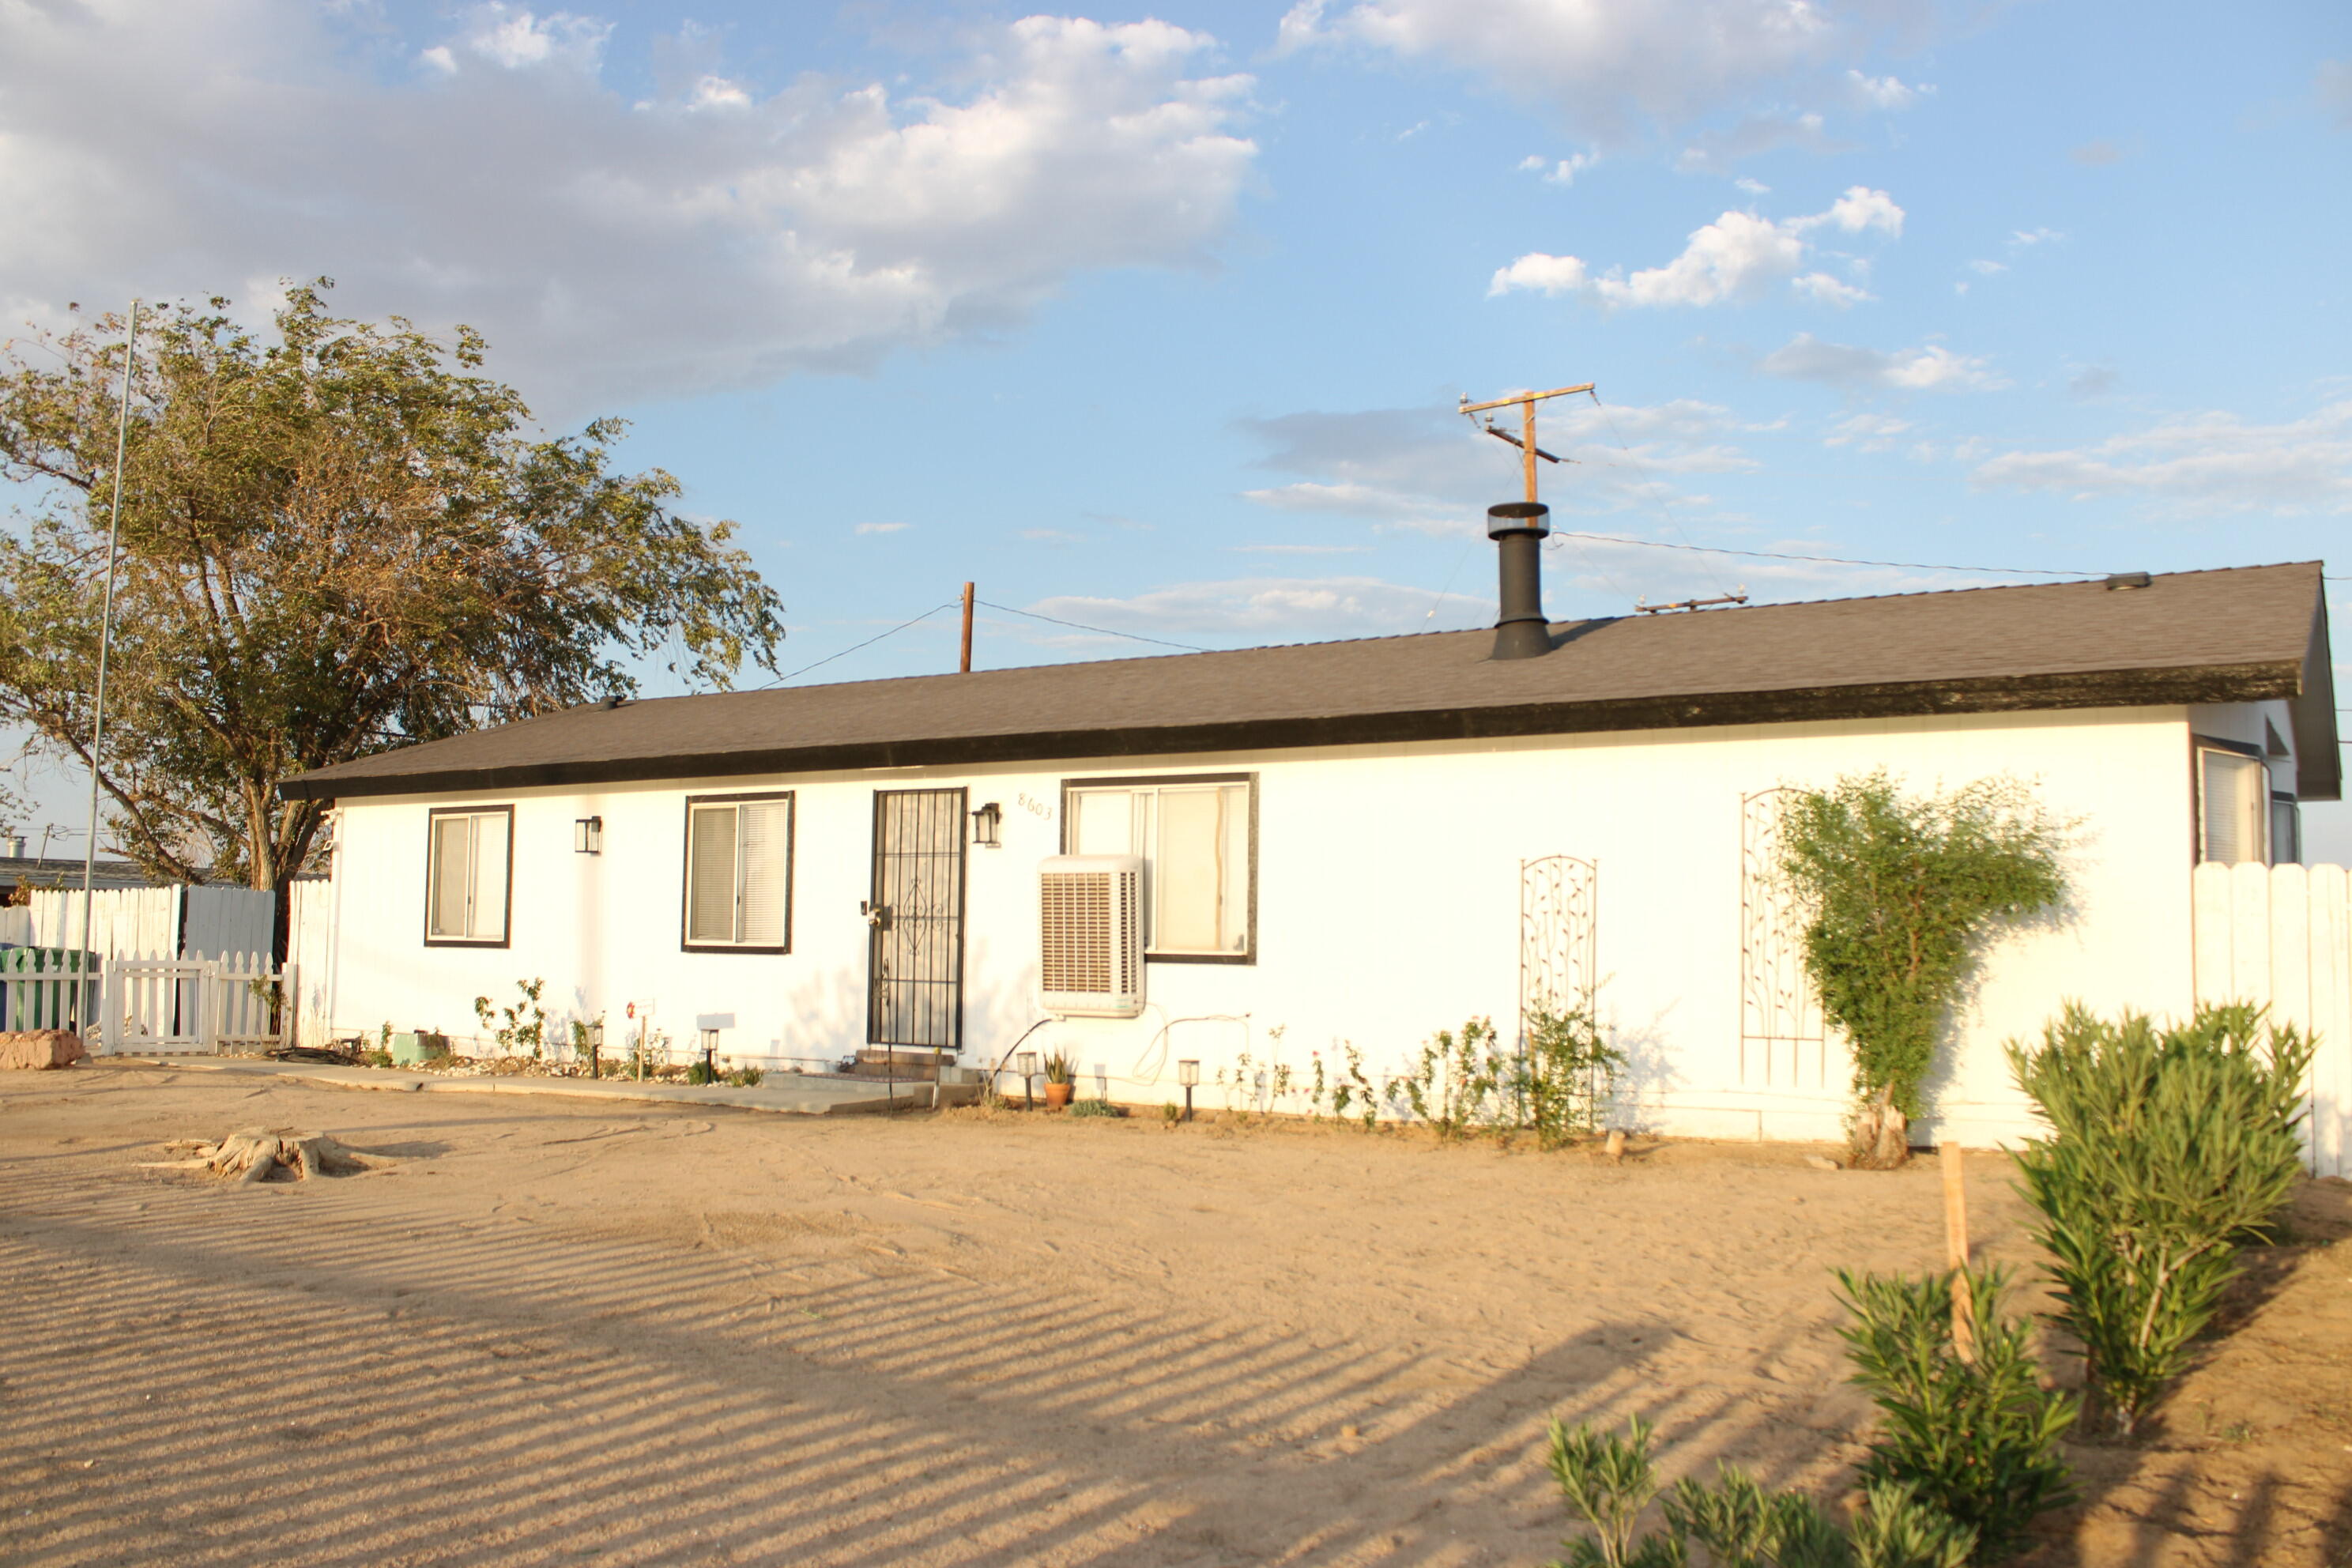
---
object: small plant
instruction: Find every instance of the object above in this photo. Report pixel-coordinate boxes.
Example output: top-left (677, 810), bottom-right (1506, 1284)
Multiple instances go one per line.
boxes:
top-left (1776, 772), bottom-right (2068, 1167)
top-left (1042, 1050), bottom-right (1075, 1086)
top-left (1547, 1419), bottom-right (1977, 1568)
top-left (726, 1065), bottom-right (764, 1087)
top-left (1545, 1415), bottom-right (1673, 1568)
top-left (1069, 1097), bottom-right (1124, 1119)
top-left (1525, 1005), bottom-right (1626, 1149)
top-left (2006, 1003), bottom-right (2313, 1438)
top-left (1835, 1266), bottom-right (2075, 1560)
top-left (1329, 1040), bottom-right (1381, 1130)
top-left (363, 1045), bottom-right (393, 1069)
top-left (472, 977), bottom-right (548, 1059)
top-left (1161, 1101), bottom-right (1182, 1125)
top-left (685, 1059), bottom-right (718, 1085)
top-left (1399, 1016), bottom-right (1508, 1140)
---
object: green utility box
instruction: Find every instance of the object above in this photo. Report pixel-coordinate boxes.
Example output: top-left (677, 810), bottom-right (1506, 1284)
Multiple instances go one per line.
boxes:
top-left (0, 948), bottom-right (99, 1032)
top-left (389, 1031), bottom-right (450, 1066)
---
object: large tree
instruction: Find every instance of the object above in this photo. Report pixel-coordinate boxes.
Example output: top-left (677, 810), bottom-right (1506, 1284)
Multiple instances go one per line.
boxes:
top-left (0, 283), bottom-right (783, 939)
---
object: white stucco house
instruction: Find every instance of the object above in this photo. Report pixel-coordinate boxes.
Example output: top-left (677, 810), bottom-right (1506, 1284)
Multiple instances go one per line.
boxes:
top-left (279, 514), bottom-right (2337, 1147)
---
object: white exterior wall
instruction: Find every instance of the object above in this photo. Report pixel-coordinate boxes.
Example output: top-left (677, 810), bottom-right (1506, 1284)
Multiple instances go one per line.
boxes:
top-left (310, 701), bottom-right (2284, 1145)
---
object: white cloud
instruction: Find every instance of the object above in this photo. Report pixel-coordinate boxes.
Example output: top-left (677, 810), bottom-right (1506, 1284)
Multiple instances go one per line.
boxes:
top-left (855, 522), bottom-right (910, 535)
top-left (1490, 187), bottom-right (1898, 307)
top-left (1734, 176), bottom-right (1771, 194)
top-left (1487, 253), bottom-right (1591, 296)
top-left (1824, 413), bottom-right (1911, 450)
top-left (1027, 577), bottom-right (1489, 640)
top-left (1275, 0), bottom-right (1920, 143)
top-left (1757, 334), bottom-right (2003, 390)
top-left (462, 4), bottom-right (612, 72)
top-left (1845, 69), bottom-right (1928, 110)
top-left (2317, 60), bottom-right (2351, 127)
top-left (1792, 271), bottom-right (1871, 306)
top-left (2009, 227), bottom-right (2064, 247)
top-left (1969, 401), bottom-right (2352, 515)
top-left (1518, 150), bottom-right (1601, 184)
top-left (0, 6), bottom-right (1258, 413)
top-left (1966, 258), bottom-right (2007, 276)
top-left (1020, 528), bottom-right (1084, 544)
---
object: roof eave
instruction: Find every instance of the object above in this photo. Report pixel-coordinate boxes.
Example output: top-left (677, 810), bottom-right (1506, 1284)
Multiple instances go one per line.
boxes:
top-left (277, 659), bottom-right (2301, 803)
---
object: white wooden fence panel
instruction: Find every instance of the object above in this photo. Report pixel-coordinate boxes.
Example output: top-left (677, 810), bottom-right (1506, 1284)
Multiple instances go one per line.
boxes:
top-left (2191, 861), bottom-right (2352, 1178)
top-left (287, 877), bottom-right (336, 1049)
top-left (28, 887), bottom-right (179, 961)
top-left (2313, 866), bottom-right (2352, 1178)
top-left (0, 906), bottom-right (31, 948)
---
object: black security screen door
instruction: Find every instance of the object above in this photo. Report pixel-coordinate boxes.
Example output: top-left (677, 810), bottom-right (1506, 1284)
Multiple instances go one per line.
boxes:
top-left (866, 788), bottom-right (968, 1050)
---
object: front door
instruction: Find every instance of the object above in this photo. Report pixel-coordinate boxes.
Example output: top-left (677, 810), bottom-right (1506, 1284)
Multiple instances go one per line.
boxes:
top-left (866, 788), bottom-right (967, 1052)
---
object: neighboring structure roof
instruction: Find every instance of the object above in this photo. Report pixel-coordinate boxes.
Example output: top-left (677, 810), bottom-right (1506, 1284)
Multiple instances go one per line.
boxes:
top-left (281, 562), bottom-right (2340, 803)
top-left (0, 858), bottom-right (156, 892)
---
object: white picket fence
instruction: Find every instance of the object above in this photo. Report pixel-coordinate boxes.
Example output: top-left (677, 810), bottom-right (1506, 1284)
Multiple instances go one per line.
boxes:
top-left (2191, 861), bottom-right (2352, 1178)
top-left (103, 951), bottom-right (291, 1055)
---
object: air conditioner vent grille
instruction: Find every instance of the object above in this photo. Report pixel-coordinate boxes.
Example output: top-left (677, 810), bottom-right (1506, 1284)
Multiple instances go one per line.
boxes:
top-left (1038, 855), bottom-right (1144, 1017)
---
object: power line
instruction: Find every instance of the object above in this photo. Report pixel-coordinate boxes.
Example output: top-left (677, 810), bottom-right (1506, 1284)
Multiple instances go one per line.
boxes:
top-left (976, 598), bottom-right (1209, 653)
top-left (1547, 530), bottom-right (2113, 578)
top-left (1585, 390), bottom-right (1732, 597)
top-left (762, 601), bottom-right (959, 688)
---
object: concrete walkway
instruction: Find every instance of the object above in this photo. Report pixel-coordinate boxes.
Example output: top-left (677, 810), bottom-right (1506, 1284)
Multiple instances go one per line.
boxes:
top-left (95, 1054), bottom-right (967, 1117)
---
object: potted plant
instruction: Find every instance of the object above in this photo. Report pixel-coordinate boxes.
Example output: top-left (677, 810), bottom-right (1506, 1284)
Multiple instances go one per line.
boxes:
top-left (1042, 1050), bottom-right (1076, 1109)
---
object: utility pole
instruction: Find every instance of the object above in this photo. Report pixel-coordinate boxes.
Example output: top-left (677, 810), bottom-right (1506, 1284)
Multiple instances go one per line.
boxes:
top-left (1458, 382), bottom-right (1594, 504)
top-left (959, 581), bottom-right (975, 673)
top-left (78, 299), bottom-right (139, 1016)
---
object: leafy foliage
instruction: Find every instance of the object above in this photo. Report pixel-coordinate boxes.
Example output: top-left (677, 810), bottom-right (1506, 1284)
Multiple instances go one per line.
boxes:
top-left (471, 977), bottom-right (548, 1059)
top-left (1041, 1050), bottom-right (1076, 1085)
top-left (1835, 1267), bottom-right (2076, 1560)
top-left (0, 285), bottom-right (782, 910)
top-left (1546, 1419), bottom-right (1977, 1568)
top-left (1777, 772), bottom-right (2067, 1121)
top-left (1325, 1010), bottom-right (1622, 1144)
top-left (1525, 1005), bottom-right (1626, 1148)
top-left (1547, 1416), bottom-right (1679, 1568)
top-left (2006, 1004), bottom-right (2313, 1438)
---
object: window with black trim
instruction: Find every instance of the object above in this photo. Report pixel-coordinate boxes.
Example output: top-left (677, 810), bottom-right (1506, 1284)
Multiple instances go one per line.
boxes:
top-left (425, 805), bottom-right (512, 946)
top-left (1064, 775), bottom-right (1253, 959)
top-left (2196, 741), bottom-right (2269, 865)
top-left (683, 793), bottom-right (793, 952)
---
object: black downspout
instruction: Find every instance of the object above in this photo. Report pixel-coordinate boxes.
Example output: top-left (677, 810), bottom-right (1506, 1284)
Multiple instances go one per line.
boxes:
top-left (1489, 501), bottom-right (1553, 660)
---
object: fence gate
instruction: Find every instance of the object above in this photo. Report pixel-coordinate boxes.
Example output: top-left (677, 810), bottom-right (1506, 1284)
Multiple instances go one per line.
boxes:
top-left (104, 952), bottom-right (291, 1055)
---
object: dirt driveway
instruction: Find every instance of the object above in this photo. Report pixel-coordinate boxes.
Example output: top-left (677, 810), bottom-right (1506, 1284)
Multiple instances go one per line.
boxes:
top-left (1, 1063), bottom-right (2344, 1566)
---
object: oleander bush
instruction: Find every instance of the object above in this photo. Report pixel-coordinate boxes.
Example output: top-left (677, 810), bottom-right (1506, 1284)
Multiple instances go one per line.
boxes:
top-left (2006, 1003), bottom-right (2313, 1438)
top-left (1835, 1268), bottom-right (2076, 1559)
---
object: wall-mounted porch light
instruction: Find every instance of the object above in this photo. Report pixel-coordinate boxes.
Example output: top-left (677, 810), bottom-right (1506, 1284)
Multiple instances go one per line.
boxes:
top-left (574, 816), bottom-right (603, 854)
top-left (971, 801), bottom-right (1002, 848)
top-left (1178, 1059), bottom-right (1200, 1122)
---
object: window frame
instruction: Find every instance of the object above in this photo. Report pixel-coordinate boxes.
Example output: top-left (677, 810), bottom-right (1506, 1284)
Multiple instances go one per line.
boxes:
top-left (422, 804), bottom-right (514, 949)
top-left (679, 790), bottom-right (796, 956)
top-left (2192, 734), bottom-right (2270, 867)
top-left (1059, 771), bottom-right (1257, 965)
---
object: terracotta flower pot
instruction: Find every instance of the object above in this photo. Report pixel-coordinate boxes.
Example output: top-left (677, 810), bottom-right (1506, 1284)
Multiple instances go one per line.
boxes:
top-left (1044, 1082), bottom-right (1074, 1109)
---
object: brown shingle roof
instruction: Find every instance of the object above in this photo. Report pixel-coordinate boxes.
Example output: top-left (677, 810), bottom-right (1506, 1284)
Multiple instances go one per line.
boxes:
top-left (281, 562), bottom-right (2339, 802)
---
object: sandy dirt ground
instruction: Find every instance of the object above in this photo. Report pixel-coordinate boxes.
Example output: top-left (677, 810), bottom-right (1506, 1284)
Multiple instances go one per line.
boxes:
top-left (0, 1063), bottom-right (2345, 1568)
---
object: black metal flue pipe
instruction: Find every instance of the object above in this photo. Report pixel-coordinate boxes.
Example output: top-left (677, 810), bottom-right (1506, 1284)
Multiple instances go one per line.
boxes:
top-left (1488, 501), bottom-right (1553, 660)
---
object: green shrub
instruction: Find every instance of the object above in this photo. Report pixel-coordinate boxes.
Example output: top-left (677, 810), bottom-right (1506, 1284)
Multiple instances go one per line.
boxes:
top-left (1068, 1097), bottom-right (1124, 1119)
top-left (1525, 1005), bottom-right (1626, 1148)
top-left (1545, 1418), bottom-right (1977, 1568)
top-left (685, 1058), bottom-right (717, 1086)
top-left (2006, 1003), bottom-right (2313, 1438)
top-left (1834, 1268), bottom-right (2075, 1560)
top-left (725, 1065), bottom-right (763, 1087)
top-left (1777, 773), bottom-right (2067, 1132)
top-left (1545, 1415), bottom-right (1678, 1568)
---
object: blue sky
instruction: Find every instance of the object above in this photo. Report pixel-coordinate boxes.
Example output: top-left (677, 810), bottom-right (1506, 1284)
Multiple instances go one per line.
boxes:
top-left (3, 0), bottom-right (2350, 847)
